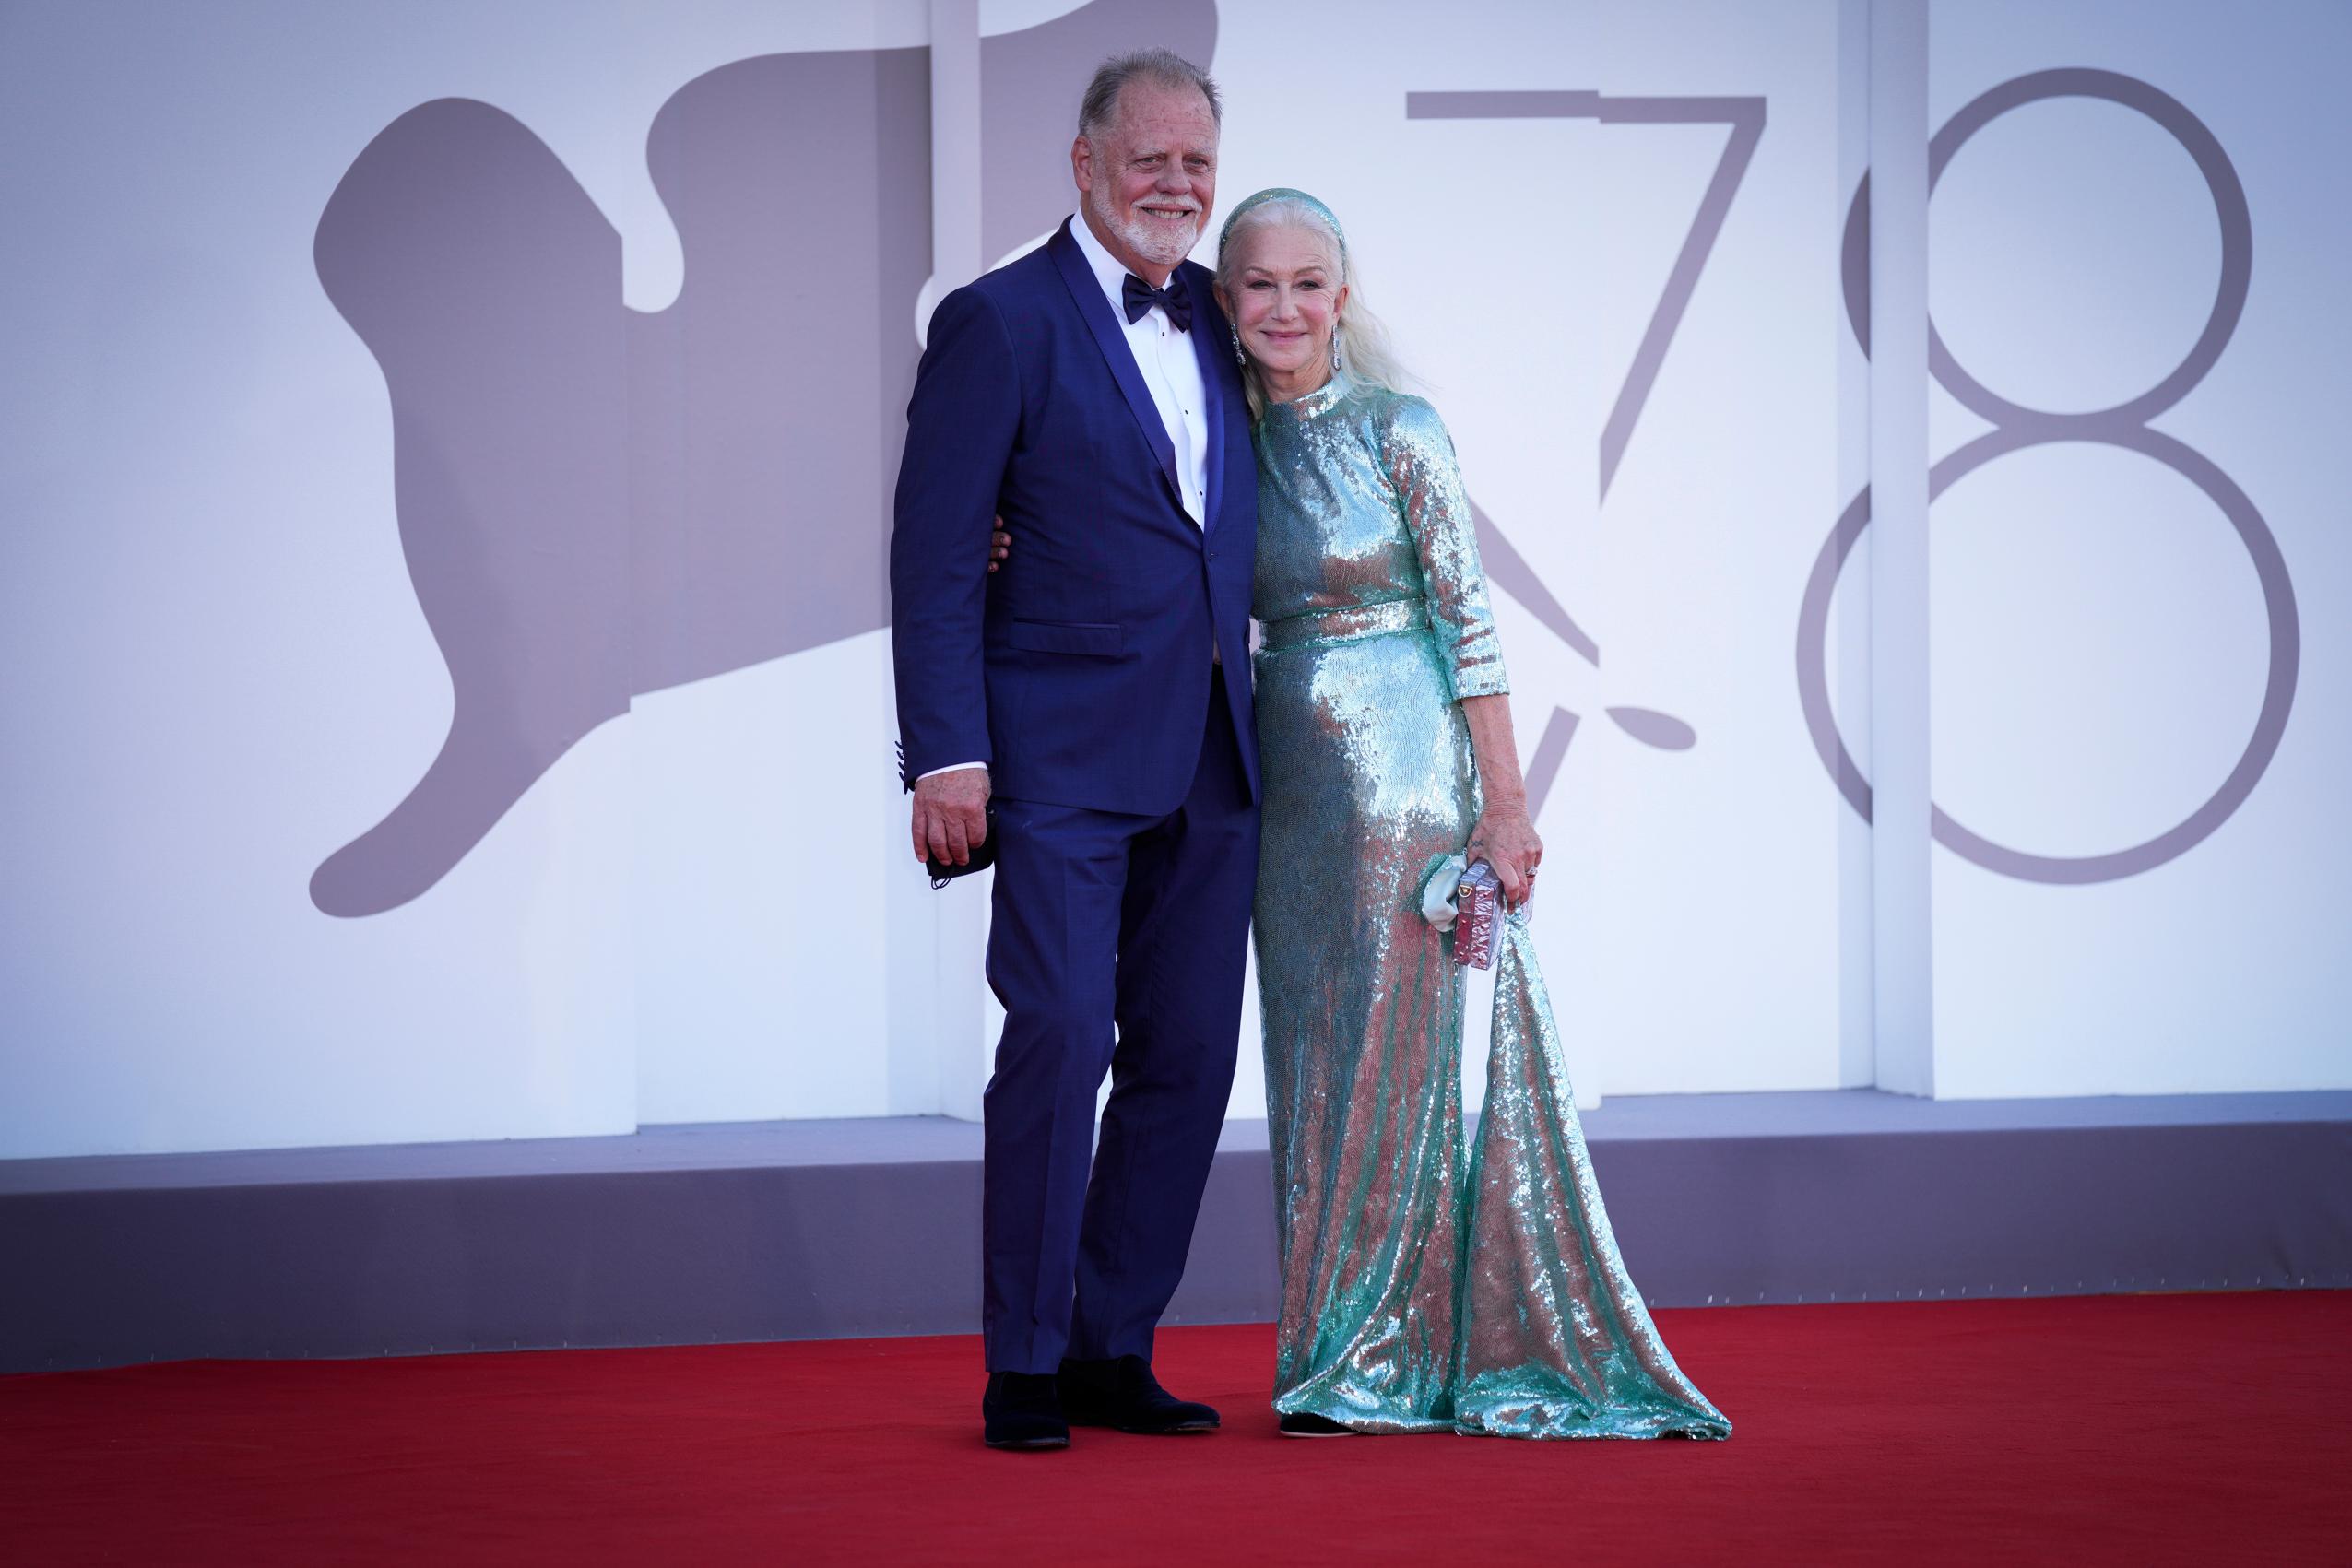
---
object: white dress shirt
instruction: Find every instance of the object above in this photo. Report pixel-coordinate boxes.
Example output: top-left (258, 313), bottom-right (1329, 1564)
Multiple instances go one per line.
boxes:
top-left (918, 217), bottom-right (1216, 784)
top-left (1067, 210), bottom-right (1211, 526)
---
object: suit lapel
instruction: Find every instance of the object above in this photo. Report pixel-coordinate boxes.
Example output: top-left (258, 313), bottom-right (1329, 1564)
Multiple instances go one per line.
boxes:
top-left (1188, 263), bottom-right (1232, 542)
top-left (1047, 220), bottom-right (1185, 513)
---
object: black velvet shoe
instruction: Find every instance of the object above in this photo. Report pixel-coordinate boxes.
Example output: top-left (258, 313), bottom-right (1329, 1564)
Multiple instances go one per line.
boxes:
top-left (982, 1371), bottom-right (1070, 1450)
top-left (1056, 1355), bottom-right (1220, 1434)
top-left (1278, 1411), bottom-right (1358, 1437)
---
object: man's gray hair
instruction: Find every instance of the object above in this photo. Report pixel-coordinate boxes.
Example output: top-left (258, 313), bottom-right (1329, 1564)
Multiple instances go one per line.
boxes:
top-left (1077, 48), bottom-right (1221, 140)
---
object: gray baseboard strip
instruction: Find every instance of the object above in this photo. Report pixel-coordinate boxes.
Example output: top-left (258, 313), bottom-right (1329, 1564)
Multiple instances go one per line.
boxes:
top-left (4, 1091), bottom-right (2346, 1373)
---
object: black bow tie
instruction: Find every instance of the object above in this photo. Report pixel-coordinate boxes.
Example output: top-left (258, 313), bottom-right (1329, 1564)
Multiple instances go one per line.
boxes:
top-left (1121, 271), bottom-right (1193, 332)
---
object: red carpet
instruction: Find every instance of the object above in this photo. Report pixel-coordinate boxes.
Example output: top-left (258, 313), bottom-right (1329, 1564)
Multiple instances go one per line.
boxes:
top-left (3, 1291), bottom-right (2346, 1564)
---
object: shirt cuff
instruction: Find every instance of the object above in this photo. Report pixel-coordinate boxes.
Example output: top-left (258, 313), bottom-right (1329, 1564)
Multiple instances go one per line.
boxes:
top-left (916, 761), bottom-right (988, 781)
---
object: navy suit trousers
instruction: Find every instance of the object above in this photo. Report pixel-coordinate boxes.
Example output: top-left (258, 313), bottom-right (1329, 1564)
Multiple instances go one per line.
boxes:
top-left (980, 666), bottom-right (1259, 1373)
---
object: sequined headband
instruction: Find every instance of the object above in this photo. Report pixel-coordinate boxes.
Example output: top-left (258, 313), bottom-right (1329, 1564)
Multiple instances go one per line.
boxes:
top-left (1217, 187), bottom-right (1348, 274)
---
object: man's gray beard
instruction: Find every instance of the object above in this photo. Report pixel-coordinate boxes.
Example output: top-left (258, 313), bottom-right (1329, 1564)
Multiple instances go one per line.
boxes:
top-left (1090, 183), bottom-right (1200, 269)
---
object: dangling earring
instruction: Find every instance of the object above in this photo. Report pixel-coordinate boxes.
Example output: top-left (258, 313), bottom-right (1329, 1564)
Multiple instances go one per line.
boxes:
top-left (1230, 323), bottom-right (1246, 368)
top-left (1330, 321), bottom-right (1343, 374)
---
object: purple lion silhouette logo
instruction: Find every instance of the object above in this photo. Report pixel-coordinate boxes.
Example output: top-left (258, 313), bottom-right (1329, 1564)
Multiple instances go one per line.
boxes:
top-left (312, 0), bottom-right (1700, 916)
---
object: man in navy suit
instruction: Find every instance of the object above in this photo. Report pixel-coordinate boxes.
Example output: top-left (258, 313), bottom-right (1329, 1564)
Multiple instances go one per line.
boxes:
top-left (889, 49), bottom-right (1259, 1450)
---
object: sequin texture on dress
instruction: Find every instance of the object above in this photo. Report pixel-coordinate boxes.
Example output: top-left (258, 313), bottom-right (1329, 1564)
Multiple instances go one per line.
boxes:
top-left (1250, 373), bottom-right (1729, 1439)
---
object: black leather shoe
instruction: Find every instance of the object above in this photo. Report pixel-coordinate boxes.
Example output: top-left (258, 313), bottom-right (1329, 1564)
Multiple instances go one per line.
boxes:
top-left (982, 1371), bottom-right (1070, 1450)
top-left (1056, 1355), bottom-right (1220, 1434)
top-left (1278, 1411), bottom-right (1358, 1437)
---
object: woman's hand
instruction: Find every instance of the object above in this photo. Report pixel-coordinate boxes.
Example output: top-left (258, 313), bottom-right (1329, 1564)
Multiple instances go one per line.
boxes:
top-left (1469, 800), bottom-right (1542, 910)
top-left (988, 516), bottom-right (1011, 572)
top-left (1456, 694), bottom-right (1540, 908)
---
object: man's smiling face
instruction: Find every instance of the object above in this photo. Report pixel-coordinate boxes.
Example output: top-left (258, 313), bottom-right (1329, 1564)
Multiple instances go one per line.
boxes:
top-left (1073, 78), bottom-right (1219, 282)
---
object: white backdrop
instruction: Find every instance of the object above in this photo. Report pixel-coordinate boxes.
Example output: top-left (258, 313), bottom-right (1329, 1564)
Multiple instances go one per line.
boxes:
top-left (1921, 0), bottom-right (2352, 1095)
top-left (1, 0), bottom-right (2345, 1160)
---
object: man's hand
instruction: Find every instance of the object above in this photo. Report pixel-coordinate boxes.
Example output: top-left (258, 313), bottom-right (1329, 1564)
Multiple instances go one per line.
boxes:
top-left (912, 767), bottom-right (992, 867)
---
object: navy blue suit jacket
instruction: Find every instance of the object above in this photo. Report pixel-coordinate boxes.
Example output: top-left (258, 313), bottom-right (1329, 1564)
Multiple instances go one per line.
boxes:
top-left (891, 219), bottom-right (1260, 816)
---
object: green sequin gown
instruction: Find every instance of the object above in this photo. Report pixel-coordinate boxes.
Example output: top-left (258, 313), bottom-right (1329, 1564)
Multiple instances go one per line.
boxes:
top-left (1249, 374), bottom-right (1730, 1440)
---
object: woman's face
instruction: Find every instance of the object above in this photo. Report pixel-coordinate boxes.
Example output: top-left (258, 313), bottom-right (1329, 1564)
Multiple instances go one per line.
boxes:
top-left (1223, 218), bottom-right (1348, 389)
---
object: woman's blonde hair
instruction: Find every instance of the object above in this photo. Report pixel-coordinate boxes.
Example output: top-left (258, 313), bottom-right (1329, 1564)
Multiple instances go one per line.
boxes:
top-left (1214, 189), bottom-right (1412, 420)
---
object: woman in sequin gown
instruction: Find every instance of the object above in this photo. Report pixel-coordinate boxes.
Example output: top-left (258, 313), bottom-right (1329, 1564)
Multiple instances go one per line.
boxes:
top-left (1216, 189), bottom-right (1730, 1440)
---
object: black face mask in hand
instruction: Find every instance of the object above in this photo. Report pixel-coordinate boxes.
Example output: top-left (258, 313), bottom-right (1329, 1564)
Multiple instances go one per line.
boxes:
top-left (928, 801), bottom-right (999, 890)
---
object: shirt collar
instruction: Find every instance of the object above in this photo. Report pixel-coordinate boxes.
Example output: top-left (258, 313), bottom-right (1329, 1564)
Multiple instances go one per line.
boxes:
top-left (1069, 210), bottom-right (1178, 315)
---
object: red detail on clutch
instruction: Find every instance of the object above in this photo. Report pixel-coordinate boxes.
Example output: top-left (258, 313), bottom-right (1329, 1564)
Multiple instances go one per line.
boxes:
top-left (1453, 860), bottom-right (1501, 970)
